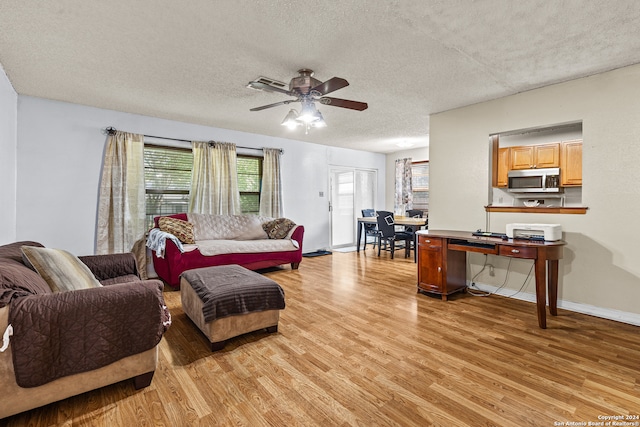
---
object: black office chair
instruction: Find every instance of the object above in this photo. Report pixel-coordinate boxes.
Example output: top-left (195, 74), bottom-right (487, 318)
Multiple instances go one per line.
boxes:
top-left (361, 209), bottom-right (379, 250)
top-left (375, 211), bottom-right (411, 259)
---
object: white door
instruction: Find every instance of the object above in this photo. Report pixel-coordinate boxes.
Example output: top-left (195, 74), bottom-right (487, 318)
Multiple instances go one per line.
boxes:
top-left (329, 168), bottom-right (376, 249)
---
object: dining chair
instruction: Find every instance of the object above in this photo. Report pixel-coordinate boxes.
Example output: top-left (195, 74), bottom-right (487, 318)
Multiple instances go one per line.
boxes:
top-left (375, 211), bottom-right (411, 259)
top-left (405, 209), bottom-right (426, 261)
top-left (361, 209), bottom-right (379, 250)
top-left (406, 209), bottom-right (423, 219)
top-left (404, 209), bottom-right (423, 232)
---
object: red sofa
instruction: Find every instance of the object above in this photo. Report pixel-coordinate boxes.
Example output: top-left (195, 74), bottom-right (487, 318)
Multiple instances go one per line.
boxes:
top-left (150, 213), bottom-right (304, 287)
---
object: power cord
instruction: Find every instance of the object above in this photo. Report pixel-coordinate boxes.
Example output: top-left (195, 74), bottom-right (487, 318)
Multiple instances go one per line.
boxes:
top-left (467, 255), bottom-right (491, 297)
top-left (470, 254), bottom-right (488, 283)
top-left (467, 256), bottom-right (514, 297)
top-left (503, 262), bottom-right (534, 298)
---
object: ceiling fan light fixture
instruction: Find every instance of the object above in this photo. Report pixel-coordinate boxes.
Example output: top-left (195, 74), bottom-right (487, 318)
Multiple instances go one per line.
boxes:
top-left (297, 102), bottom-right (321, 124)
top-left (311, 110), bottom-right (327, 128)
top-left (281, 109), bottom-right (301, 129)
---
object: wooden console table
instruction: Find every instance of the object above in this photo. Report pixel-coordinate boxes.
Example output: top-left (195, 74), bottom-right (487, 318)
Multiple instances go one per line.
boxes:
top-left (416, 230), bottom-right (565, 329)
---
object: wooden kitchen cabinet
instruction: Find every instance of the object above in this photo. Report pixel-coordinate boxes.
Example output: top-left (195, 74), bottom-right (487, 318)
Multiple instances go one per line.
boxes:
top-left (535, 143), bottom-right (561, 168)
top-left (417, 235), bottom-right (466, 300)
top-left (560, 139), bottom-right (582, 186)
top-left (497, 147), bottom-right (509, 187)
top-left (510, 145), bottom-right (534, 170)
top-left (510, 143), bottom-right (560, 170)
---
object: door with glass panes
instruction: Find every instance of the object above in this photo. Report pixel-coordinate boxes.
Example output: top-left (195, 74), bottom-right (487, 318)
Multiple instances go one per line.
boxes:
top-left (329, 168), bottom-right (376, 249)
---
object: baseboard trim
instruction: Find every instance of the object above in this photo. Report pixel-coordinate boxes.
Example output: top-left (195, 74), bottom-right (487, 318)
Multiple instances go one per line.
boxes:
top-left (471, 283), bottom-right (640, 327)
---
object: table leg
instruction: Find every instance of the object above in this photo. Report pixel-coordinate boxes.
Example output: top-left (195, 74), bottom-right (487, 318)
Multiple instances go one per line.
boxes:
top-left (356, 221), bottom-right (362, 252)
top-left (534, 258), bottom-right (547, 329)
top-left (547, 260), bottom-right (559, 316)
top-left (405, 237), bottom-right (410, 258)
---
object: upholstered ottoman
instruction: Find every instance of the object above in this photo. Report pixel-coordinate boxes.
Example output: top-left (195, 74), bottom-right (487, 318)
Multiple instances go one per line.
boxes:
top-left (180, 264), bottom-right (285, 351)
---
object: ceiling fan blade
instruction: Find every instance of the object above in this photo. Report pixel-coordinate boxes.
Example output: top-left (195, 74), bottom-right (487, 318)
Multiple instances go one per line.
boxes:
top-left (319, 97), bottom-right (368, 111)
top-left (250, 100), bottom-right (296, 111)
top-left (247, 81), bottom-right (292, 95)
top-left (311, 77), bottom-right (349, 95)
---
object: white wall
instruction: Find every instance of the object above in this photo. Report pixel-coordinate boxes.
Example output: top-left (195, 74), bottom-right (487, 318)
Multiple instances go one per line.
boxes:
top-left (429, 63), bottom-right (640, 321)
top-left (385, 147), bottom-right (429, 212)
top-left (0, 64), bottom-right (17, 244)
top-left (15, 96), bottom-right (386, 255)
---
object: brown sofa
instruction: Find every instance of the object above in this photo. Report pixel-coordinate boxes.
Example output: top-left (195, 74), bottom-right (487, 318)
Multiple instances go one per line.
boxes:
top-left (0, 241), bottom-right (170, 419)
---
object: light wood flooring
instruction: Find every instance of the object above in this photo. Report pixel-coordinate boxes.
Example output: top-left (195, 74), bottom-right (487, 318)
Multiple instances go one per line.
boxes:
top-left (4, 250), bottom-right (640, 426)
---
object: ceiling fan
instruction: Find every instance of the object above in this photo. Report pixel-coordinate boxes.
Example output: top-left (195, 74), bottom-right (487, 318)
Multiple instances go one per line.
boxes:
top-left (247, 69), bottom-right (368, 132)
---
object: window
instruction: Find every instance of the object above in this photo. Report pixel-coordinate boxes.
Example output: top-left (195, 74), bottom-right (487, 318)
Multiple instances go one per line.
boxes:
top-left (144, 145), bottom-right (193, 229)
top-left (143, 146), bottom-right (263, 228)
top-left (237, 156), bottom-right (262, 214)
top-left (411, 161), bottom-right (429, 213)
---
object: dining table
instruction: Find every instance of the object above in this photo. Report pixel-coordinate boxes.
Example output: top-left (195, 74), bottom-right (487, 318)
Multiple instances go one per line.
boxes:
top-left (356, 216), bottom-right (428, 255)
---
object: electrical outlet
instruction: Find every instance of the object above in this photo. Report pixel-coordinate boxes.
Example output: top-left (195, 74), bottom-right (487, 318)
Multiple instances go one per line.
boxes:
top-left (489, 265), bottom-right (495, 276)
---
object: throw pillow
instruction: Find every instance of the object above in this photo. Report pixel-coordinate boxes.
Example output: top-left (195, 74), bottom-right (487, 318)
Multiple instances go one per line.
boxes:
top-left (158, 217), bottom-right (196, 244)
top-left (262, 218), bottom-right (296, 239)
top-left (20, 246), bottom-right (103, 293)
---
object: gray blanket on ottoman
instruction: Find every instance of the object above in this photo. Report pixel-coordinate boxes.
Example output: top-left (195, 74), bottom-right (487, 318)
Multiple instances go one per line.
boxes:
top-left (180, 265), bottom-right (285, 323)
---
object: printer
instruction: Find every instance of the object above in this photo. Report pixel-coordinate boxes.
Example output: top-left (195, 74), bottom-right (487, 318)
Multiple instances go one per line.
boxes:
top-left (506, 223), bottom-right (562, 241)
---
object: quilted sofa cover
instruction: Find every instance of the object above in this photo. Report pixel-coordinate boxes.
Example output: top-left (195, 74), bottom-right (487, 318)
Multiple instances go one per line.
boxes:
top-left (151, 213), bottom-right (304, 287)
top-left (0, 241), bottom-right (170, 418)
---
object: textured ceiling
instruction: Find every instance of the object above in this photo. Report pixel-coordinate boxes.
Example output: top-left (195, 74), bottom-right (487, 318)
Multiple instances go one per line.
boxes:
top-left (1, 1), bottom-right (640, 153)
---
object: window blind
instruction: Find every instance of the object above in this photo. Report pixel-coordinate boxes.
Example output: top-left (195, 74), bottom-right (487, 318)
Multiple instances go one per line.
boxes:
top-left (411, 162), bottom-right (429, 212)
top-left (144, 145), bottom-right (193, 229)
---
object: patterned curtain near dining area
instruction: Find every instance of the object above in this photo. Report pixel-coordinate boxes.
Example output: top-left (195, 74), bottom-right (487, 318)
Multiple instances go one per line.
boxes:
top-left (189, 141), bottom-right (241, 215)
top-left (96, 131), bottom-right (146, 254)
top-left (259, 148), bottom-right (283, 218)
top-left (394, 157), bottom-right (413, 214)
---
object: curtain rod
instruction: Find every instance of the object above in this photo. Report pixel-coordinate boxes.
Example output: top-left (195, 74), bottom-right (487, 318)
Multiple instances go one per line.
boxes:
top-left (104, 126), bottom-right (283, 154)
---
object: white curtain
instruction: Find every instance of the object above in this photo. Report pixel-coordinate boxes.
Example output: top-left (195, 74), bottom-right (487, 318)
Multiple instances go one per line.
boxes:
top-left (96, 131), bottom-right (145, 254)
top-left (394, 157), bottom-right (413, 214)
top-left (188, 141), bottom-right (215, 213)
top-left (212, 142), bottom-right (241, 215)
top-left (259, 148), bottom-right (283, 218)
top-left (189, 141), bottom-right (241, 215)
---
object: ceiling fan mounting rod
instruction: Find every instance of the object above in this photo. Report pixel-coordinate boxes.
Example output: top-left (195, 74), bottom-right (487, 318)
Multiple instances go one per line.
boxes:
top-left (297, 68), bottom-right (314, 76)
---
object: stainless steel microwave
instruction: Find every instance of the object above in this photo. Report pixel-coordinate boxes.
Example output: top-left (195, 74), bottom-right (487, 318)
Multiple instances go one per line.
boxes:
top-left (507, 168), bottom-right (561, 193)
